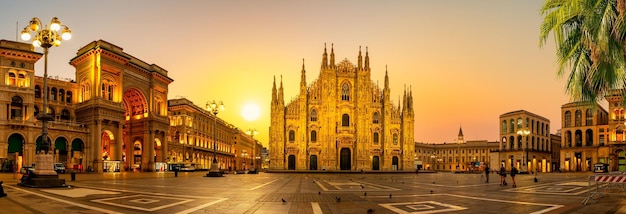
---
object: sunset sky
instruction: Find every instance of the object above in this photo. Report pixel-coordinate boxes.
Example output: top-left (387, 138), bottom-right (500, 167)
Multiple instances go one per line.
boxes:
top-left (0, 1), bottom-right (570, 147)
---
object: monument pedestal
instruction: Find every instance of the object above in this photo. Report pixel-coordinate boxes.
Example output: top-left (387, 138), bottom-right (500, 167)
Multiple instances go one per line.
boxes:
top-left (206, 162), bottom-right (223, 177)
top-left (21, 152), bottom-right (65, 188)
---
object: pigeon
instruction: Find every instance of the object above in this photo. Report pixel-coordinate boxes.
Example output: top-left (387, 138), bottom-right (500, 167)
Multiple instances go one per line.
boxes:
top-left (281, 198), bottom-right (286, 204)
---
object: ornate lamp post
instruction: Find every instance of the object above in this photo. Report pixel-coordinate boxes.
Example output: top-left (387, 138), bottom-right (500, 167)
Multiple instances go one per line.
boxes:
top-left (517, 127), bottom-right (530, 173)
top-left (206, 100), bottom-right (225, 177)
top-left (20, 17), bottom-right (71, 187)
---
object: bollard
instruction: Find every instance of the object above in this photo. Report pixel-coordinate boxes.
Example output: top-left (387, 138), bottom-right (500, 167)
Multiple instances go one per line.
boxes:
top-left (175, 170), bottom-right (178, 177)
top-left (71, 172), bottom-right (76, 181)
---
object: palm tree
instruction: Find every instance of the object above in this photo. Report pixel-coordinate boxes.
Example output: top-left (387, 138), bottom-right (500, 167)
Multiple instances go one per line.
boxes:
top-left (540, 0), bottom-right (626, 103)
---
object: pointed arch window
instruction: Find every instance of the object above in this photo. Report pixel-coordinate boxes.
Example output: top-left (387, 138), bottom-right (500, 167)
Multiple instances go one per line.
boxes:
top-left (393, 133), bottom-right (398, 145)
top-left (310, 109), bottom-right (317, 122)
top-left (341, 82), bottom-right (350, 101)
top-left (373, 112), bottom-right (379, 124)
top-left (342, 114), bottom-right (350, 127)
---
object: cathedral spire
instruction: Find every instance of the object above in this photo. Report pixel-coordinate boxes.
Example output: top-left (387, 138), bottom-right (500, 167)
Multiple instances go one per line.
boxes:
top-left (278, 75), bottom-right (284, 105)
top-left (365, 46), bottom-right (370, 70)
top-left (384, 65), bottom-right (389, 90)
top-left (330, 43), bottom-right (335, 68)
top-left (457, 126), bottom-right (464, 142)
top-left (358, 46), bottom-right (363, 70)
top-left (272, 75), bottom-right (277, 104)
top-left (300, 58), bottom-right (306, 88)
top-left (322, 43), bottom-right (328, 69)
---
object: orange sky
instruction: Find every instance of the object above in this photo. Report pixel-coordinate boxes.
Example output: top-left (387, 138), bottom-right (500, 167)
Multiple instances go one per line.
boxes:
top-left (0, 1), bottom-right (570, 147)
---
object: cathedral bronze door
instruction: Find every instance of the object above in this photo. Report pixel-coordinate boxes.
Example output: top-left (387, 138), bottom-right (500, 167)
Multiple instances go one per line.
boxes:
top-left (372, 156), bottom-right (380, 170)
top-left (340, 148), bottom-right (351, 170)
top-left (392, 156), bottom-right (399, 170)
top-left (310, 155), bottom-right (318, 170)
top-left (288, 155), bottom-right (296, 170)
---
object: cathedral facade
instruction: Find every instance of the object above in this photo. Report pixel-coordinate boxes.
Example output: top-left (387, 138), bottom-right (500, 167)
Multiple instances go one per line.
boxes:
top-left (269, 45), bottom-right (415, 171)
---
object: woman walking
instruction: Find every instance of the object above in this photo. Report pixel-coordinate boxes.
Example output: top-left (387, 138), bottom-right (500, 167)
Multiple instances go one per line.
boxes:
top-left (499, 163), bottom-right (507, 186)
top-left (510, 165), bottom-right (518, 188)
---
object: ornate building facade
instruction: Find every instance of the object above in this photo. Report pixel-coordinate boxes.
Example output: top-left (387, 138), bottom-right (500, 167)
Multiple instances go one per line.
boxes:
top-left (269, 45), bottom-right (415, 171)
top-left (498, 110), bottom-right (555, 173)
top-left (560, 102), bottom-right (609, 172)
top-left (0, 39), bottom-right (173, 173)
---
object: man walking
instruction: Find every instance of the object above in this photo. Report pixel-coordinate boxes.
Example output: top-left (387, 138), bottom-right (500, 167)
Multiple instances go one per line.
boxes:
top-left (484, 165), bottom-right (490, 183)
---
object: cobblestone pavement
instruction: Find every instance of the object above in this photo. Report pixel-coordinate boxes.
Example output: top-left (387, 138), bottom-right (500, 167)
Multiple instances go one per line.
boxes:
top-left (0, 171), bottom-right (624, 213)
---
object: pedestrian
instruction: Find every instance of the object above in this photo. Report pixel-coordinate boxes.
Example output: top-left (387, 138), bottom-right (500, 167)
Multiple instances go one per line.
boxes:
top-left (484, 165), bottom-right (490, 183)
top-left (499, 163), bottom-right (507, 186)
top-left (510, 165), bottom-right (518, 188)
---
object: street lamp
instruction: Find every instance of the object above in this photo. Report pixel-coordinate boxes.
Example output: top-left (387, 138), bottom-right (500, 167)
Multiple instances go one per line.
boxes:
top-left (206, 100), bottom-right (225, 177)
top-left (20, 17), bottom-right (71, 183)
top-left (245, 129), bottom-right (258, 171)
top-left (517, 127), bottom-right (530, 173)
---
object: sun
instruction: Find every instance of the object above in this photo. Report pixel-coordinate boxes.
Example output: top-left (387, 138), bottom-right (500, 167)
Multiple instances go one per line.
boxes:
top-left (242, 103), bottom-right (261, 121)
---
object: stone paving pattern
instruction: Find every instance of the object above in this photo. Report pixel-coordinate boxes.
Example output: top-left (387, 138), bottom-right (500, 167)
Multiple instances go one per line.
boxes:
top-left (0, 171), bottom-right (624, 213)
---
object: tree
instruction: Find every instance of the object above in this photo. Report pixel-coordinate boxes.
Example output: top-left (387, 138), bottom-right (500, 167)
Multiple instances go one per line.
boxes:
top-left (540, 0), bottom-right (626, 103)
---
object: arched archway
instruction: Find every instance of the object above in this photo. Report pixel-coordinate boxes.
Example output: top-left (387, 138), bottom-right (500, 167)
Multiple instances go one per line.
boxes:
top-left (8, 133), bottom-right (24, 155)
top-left (340, 148), bottom-right (351, 170)
top-left (71, 138), bottom-right (84, 169)
top-left (123, 88), bottom-right (148, 119)
top-left (101, 130), bottom-right (114, 160)
top-left (54, 137), bottom-right (68, 162)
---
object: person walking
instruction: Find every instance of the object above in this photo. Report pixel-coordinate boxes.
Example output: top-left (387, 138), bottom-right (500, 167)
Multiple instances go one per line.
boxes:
top-left (484, 165), bottom-right (490, 183)
top-left (510, 165), bottom-right (518, 188)
top-left (499, 163), bottom-right (507, 186)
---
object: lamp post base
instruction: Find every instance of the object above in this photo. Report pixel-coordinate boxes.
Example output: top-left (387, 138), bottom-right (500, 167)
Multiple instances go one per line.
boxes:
top-left (206, 162), bottom-right (223, 177)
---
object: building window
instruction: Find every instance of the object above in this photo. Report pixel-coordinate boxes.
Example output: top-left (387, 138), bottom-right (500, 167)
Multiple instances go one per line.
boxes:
top-left (575, 110), bottom-right (582, 126)
top-left (586, 109), bottom-right (593, 126)
top-left (310, 109), bottom-right (317, 122)
top-left (59, 89), bottom-right (65, 103)
top-left (61, 109), bottom-right (70, 121)
top-left (373, 112), bottom-right (379, 124)
top-left (51, 87), bottom-right (57, 101)
top-left (8, 72), bottom-right (16, 86)
top-left (509, 119), bottom-right (515, 133)
top-left (310, 130), bottom-right (317, 142)
top-left (373, 132), bottom-right (379, 143)
top-left (342, 114), bottom-right (349, 127)
top-left (66, 91), bottom-right (72, 103)
top-left (35, 85), bottom-right (41, 98)
top-left (341, 82), bottom-right (350, 101)
top-left (564, 111), bottom-right (571, 127)
top-left (289, 130), bottom-right (295, 142)
top-left (10, 96), bottom-right (23, 120)
top-left (393, 133), bottom-right (398, 145)
top-left (517, 118), bottom-right (523, 129)
top-left (501, 120), bottom-right (507, 134)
